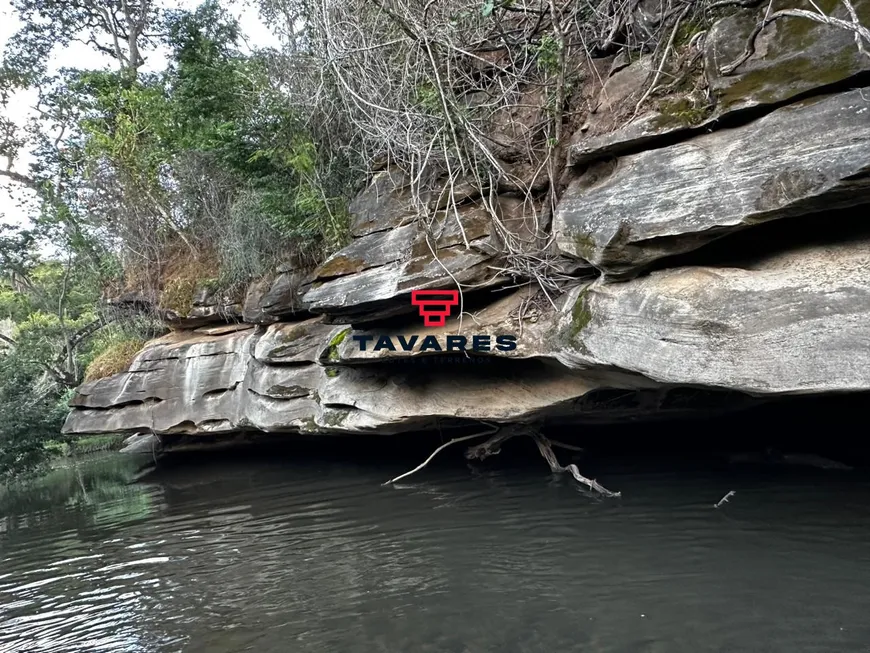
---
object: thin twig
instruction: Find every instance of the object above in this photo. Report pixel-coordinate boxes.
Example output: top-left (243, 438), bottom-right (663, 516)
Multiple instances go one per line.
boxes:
top-left (632, 1), bottom-right (695, 118)
top-left (714, 490), bottom-right (736, 508)
top-left (549, 438), bottom-right (585, 452)
top-left (383, 424), bottom-right (499, 485)
top-left (706, 0), bottom-right (762, 10)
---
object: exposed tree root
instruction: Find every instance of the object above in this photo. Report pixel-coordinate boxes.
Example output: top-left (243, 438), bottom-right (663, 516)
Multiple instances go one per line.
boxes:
top-left (632, 0), bottom-right (695, 119)
top-left (721, 0), bottom-right (870, 75)
top-left (532, 434), bottom-right (621, 497)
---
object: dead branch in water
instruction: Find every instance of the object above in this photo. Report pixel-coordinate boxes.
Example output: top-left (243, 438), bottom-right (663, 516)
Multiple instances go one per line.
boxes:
top-left (384, 425), bottom-right (615, 497)
top-left (382, 423), bottom-right (499, 485)
top-left (548, 438), bottom-right (585, 453)
top-left (532, 434), bottom-right (621, 497)
top-left (714, 490), bottom-right (736, 508)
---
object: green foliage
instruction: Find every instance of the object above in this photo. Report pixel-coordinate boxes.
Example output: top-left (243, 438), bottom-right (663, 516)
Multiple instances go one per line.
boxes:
top-left (673, 19), bottom-right (706, 49)
top-left (654, 96), bottom-right (713, 128)
top-left (78, 72), bottom-right (172, 177)
top-left (0, 288), bottom-right (32, 322)
top-left (159, 276), bottom-right (200, 316)
top-left (68, 1), bottom-right (351, 286)
top-left (0, 231), bottom-right (159, 481)
top-left (326, 328), bottom-right (351, 363)
top-left (0, 0), bottom-right (361, 479)
top-left (81, 318), bottom-right (161, 363)
top-left (415, 82), bottom-right (442, 114)
top-left (535, 35), bottom-right (561, 75)
top-left (68, 434), bottom-right (126, 455)
top-left (0, 350), bottom-right (63, 482)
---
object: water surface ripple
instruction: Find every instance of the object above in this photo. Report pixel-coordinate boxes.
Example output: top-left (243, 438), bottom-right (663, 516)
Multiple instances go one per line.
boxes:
top-left (2, 454), bottom-right (870, 652)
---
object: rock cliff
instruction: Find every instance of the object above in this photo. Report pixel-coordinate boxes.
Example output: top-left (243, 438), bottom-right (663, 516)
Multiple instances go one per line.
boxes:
top-left (63, 2), bottom-right (870, 447)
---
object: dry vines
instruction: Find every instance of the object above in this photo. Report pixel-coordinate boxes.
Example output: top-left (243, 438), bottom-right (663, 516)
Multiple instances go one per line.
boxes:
top-left (304, 0), bottom-right (694, 294)
top-left (720, 0), bottom-right (870, 74)
top-left (290, 0), bottom-right (870, 303)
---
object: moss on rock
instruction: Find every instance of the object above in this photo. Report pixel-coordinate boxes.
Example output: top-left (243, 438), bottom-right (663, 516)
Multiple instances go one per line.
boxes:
top-left (570, 287), bottom-right (593, 338)
top-left (653, 97), bottom-right (714, 129)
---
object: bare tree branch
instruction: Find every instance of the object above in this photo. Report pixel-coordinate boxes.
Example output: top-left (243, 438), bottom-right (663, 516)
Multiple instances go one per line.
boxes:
top-left (383, 423), bottom-right (500, 485)
top-left (0, 168), bottom-right (40, 192)
top-left (533, 433), bottom-right (621, 497)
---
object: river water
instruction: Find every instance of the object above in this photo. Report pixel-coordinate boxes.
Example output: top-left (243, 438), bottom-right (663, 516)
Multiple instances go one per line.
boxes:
top-left (2, 446), bottom-right (870, 653)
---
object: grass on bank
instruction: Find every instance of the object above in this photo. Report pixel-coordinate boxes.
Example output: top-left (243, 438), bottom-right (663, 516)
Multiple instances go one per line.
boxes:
top-left (83, 338), bottom-right (145, 381)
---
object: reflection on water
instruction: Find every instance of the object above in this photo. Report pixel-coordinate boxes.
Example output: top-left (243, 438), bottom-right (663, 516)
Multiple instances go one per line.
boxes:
top-left (2, 450), bottom-right (870, 652)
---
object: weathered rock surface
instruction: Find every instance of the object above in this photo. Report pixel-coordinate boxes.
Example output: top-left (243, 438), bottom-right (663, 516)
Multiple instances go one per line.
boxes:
top-left (241, 266), bottom-right (311, 323)
top-left (302, 190), bottom-right (544, 322)
top-left (705, 0), bottom-right (870, 114)
top-left (554, 236), bottom-right (870, 394)
top-left (570, 0), bottom-right (870, 165)
top-left (333, 290), bottom-right (548, 363)
top-left (556, 89), bottom-right (870, 276)
top-left (64, 229), bottom-right (870, 441)
top-left (180, 286), bottom-right (244, 327)
top-left (65, 17), bottom-right (870, 447)
top-left (62, 308), bottom-right (683, 437)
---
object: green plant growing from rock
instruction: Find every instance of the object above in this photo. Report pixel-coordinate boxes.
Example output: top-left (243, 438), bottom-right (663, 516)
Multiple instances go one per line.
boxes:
top-left (325, 328), bottom-right (351, 363)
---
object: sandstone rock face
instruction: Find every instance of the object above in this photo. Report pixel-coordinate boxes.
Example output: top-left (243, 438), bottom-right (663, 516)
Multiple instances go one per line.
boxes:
top-left (554, 236), bottom-right (870, 394)
top-left (332, 290), bottom-right (548, 363)
top-left (556, 89), bottom-right (870, 276)
top-left (569, 0), bottom-right (870, 166)
top-left (62, 305), bottom-right (684, 437)
top-left (241, 267), bottom-right (311, 323)
top-left (705, 0), bottom-right (870, 114)
top-left (64, 231), bottom-right (870, 440)
top-left (302, 190), bottom-right (544, 323)
top-left (179, 286), bottom-right (243, 327)
top-left (65, 6), bottom-right (870, 446)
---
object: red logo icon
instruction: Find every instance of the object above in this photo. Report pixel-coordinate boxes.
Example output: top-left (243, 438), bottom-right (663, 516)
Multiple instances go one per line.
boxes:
top-left (411, 290), bottom-right (459, 327)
